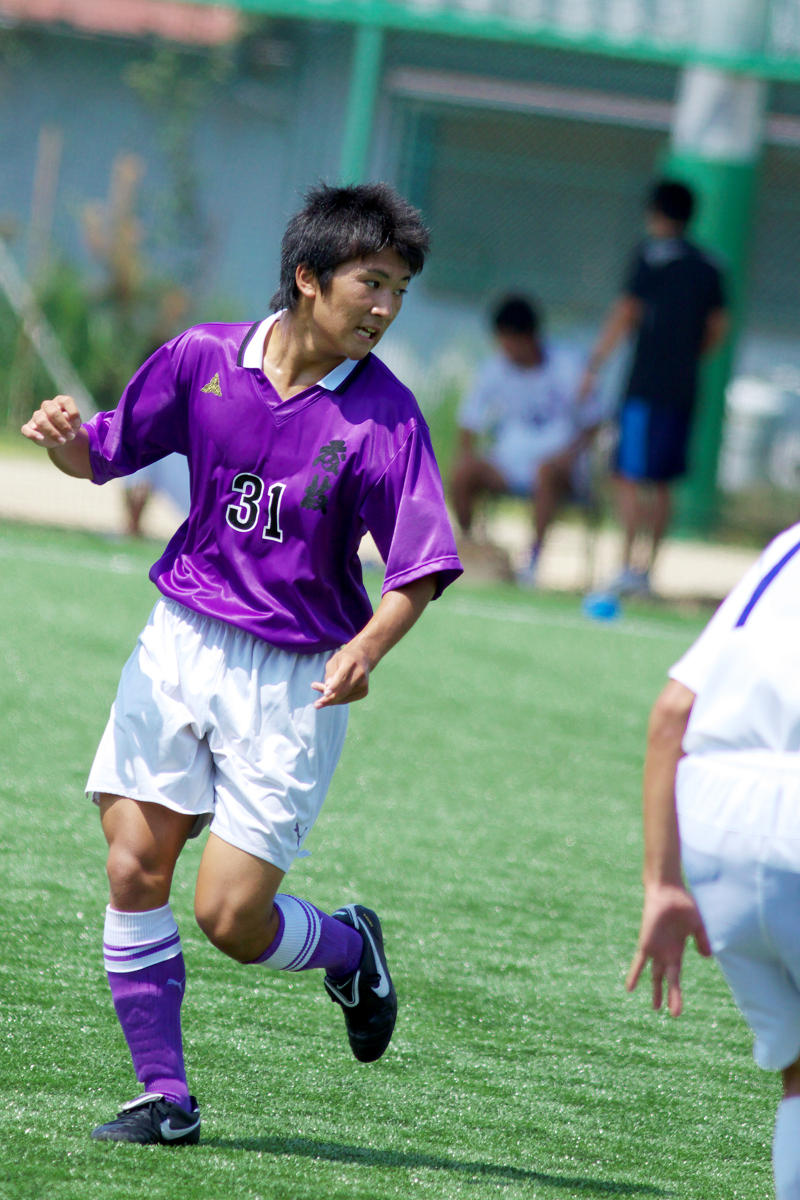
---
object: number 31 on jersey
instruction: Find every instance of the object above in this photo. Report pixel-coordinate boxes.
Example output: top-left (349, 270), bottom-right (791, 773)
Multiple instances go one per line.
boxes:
top-left (225, 472), bottom-right (286, 542)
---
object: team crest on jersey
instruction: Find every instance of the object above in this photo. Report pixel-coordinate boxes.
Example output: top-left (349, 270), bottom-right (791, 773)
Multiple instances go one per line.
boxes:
top-left (201, 372), bottom-right (222, 396)
top-left (301, 439), bottom-right (347, 514)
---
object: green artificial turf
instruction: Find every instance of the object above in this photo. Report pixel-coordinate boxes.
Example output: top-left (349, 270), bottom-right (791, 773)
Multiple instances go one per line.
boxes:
top-left (0, 522), bottom-right (775, 1199)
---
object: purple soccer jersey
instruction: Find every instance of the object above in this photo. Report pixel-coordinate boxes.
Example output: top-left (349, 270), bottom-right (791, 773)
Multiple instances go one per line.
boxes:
top-left (85, 315), bottom-right (462, 651)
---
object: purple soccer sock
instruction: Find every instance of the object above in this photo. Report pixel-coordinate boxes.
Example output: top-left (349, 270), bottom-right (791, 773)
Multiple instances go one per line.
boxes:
top-left (103, 904), bottom-right (191, 1109)
top-left (252, 894), bottom-right (363, 977)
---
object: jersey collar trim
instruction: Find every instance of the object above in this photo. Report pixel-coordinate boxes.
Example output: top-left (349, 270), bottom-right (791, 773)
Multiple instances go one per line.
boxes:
top-left (238, 312), bottom-right (363, 391)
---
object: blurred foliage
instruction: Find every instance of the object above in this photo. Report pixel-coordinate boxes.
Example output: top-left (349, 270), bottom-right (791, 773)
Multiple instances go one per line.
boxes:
top-left (124, 46), bottom-right (234, 287)
top-left (422, 377), bottom-right (462, 485)
top-left (717, 485), bottom-right (800, 546)
top-left (0, 28), bottom-right (27, 82)
top-left (0, 256), bottom-right (184, 428)
top-left (0, 42), bottom-right (237, 430)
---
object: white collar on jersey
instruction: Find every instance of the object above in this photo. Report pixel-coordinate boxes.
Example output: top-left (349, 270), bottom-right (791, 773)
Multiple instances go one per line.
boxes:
top-left (242, 311), bottom-right (362, 391)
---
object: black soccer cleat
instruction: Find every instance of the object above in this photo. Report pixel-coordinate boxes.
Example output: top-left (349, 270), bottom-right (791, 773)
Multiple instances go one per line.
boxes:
top-left (91, 1092), bottom-right (201, 1145)
top-left (324, 904), bottom-right (397, 1063)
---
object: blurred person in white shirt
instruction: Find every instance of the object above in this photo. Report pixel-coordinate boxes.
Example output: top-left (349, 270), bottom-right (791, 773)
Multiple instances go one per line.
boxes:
top-left (450, 294), bottom-right (602, 586)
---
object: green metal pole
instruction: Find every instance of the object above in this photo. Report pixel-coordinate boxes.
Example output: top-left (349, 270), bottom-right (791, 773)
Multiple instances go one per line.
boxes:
top-left (665, 144), bottom-right (763, 532)
top-left (662, 0), bottom-right (769, 533)
top-left (339, 23), bottom-right (384, 184)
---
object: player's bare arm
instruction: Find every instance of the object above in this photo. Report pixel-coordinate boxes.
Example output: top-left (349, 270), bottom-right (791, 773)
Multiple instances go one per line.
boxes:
top-left (21, 395), bottom-right (93, 479)
top-left (579, 294), bottom-right (642, 400)
top-left (701, 307), bottom-right (729, 355)
top-left (543, 424), bottom-right (599, 476)
top-left (312, 574), bottom-right (437, 708)
top-left (626, 679), bottom-right (711, 1017)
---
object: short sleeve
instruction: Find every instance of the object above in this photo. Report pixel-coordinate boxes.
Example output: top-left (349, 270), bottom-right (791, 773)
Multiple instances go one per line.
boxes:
top-left (85, 337), bottom-right (189, 485)
top-left (359, 423), bottom-right (462, 601)
top-left (624, 244), bottom-right (649, 299)
top-left (669, 547), bottom-right (779, 695)
top-left (708, 260), bottom-right (726, 311)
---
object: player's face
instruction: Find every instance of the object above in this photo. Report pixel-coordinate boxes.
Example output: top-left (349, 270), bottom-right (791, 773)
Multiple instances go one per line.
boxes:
top-left (496, 330), bottom-right (539, 368)
top-left (307, 248), bottom-right (411, 360)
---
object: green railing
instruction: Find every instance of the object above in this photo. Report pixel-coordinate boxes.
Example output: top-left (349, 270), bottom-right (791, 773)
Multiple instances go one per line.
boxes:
top-left (193, 0), bottom-right (800, 82)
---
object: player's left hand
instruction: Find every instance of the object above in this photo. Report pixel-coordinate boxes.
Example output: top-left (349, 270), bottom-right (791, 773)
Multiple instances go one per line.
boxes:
top-left (625, 882), bottom-right (712, 1017)
top-left (312, 645), bottom-right (371, 708)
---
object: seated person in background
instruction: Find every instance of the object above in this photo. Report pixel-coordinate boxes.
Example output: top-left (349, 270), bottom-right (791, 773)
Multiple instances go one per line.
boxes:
top-left (123, 453), bottom-right (191, 538)
top-left (118, 289), bottom-right (193, 538)
top-left (450, 294), bottom-right (603, 586)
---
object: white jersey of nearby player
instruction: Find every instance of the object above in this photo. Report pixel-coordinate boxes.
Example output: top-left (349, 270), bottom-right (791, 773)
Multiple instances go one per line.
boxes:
top-left (673, 523), bottom-right (800, 1077)
top-left (670, 521), bottom-right (800, 758)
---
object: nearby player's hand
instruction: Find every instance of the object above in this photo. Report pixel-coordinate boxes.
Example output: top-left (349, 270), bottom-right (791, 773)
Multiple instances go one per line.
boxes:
top-left (625, 882), bottom-right (712, 1017)
top-left (312, 644), bottom-right (371, 708)
top-left (21, 395), bottom-right (82, 447)
top-left (576, 366), bottom-right (597, 403)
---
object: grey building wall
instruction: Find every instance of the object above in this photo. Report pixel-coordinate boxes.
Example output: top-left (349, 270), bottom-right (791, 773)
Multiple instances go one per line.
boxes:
top-left (3, 19), bottom-right (800, 402)
top-left (0, 23), bottom-right (350, 319)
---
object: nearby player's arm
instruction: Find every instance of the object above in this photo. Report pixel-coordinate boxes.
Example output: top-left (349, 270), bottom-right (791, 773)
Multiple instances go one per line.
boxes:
top-left (21, 394), bottom-right (93, 479)
top-left (579, 294), bottom-right (642, 399)
top-left (625, 678), bottom-right (712, 1017)
top-left (312, 575), bottom-right (437, 708)
top-left (701, 307), bottom-right (728, 355)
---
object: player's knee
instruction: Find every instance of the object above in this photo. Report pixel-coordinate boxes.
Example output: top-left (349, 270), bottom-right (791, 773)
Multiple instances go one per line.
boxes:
top-left (452, 455), bottom-right (484, 491)
top-left (194, 896), bottom-right (254, 961)
top-left (449, 465), bottom-right (470, 502)
top-left (194, 899), bottom-right (223, 949)
top-left (105, 843), bottom-right (171, 909)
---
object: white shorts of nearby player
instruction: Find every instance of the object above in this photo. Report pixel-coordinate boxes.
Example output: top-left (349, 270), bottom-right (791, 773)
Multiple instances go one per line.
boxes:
top-left (487, 418), bottom-right (591, 498)
top-left (122, 455), bottom-right (191, 516)
top-left (86, 598), bottom-right (348, 872)
top-left (678, 752), bottom-right (800, 1071)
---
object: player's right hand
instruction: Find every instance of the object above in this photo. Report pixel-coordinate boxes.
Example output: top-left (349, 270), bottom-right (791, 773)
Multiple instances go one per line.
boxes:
top-left (21, 395), bottom-right (83, 447)
top-left (625, 882), bottom-right (712, 1017)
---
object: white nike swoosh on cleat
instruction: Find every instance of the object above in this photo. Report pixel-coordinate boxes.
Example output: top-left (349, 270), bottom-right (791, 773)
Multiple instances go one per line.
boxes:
top-left (160, 1115), bottom-right (201, 1141)
top-left (358, 918), bottom-right (391, 999)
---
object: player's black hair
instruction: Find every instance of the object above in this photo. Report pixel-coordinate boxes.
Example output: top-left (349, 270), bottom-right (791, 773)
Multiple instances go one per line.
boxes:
top-left (648, 179), bottom-right (695, 226)
top-left (491, 294), bottom-right (540, 337)
top-left (272, 182), bottom-right (431, 311)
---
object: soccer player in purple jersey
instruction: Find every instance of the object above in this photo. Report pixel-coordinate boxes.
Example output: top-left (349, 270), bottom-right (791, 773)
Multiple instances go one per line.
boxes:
top-left (21, 182), bottom-right (462, 1145)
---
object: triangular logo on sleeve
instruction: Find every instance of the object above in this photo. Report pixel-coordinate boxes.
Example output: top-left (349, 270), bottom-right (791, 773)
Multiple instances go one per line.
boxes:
top-left (201, 373), bottom-right (222, 396)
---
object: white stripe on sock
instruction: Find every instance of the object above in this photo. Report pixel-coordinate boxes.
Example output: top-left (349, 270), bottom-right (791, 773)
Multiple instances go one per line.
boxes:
top-left (260, 895), bottom-right (321, 972)
top-left (103, 904), bottom-right (182, 974)
top-left (104, 903), bottom-right (177, 944)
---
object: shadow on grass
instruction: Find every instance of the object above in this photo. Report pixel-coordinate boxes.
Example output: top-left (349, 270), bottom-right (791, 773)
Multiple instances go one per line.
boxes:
top-left (204, 1134), bottom-right (671, 1196)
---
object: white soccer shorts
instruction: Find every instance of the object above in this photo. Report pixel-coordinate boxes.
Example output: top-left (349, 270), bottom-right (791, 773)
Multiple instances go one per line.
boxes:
top-left (86, 598), bottom-right (349, 872)
top-left (678, 753), bottom-right (800, 1072)
top-left (488, 419), bottom-right (574, 494)
top-left (488, 425), bottom-right (592, 499)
